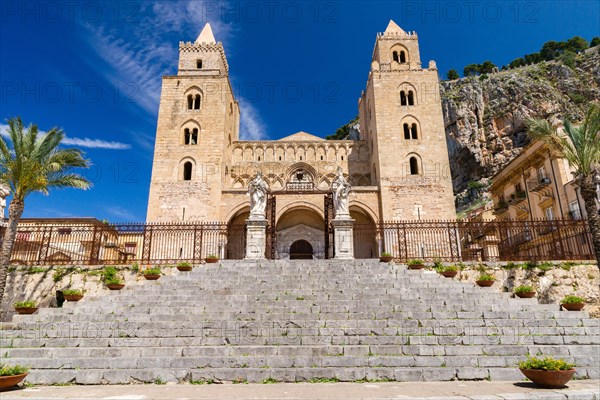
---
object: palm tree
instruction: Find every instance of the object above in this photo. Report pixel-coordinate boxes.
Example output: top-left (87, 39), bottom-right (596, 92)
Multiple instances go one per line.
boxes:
top-left (0, 117), bottom-right (91, 314)
top-left (527, 104), bottom-right (600, 266)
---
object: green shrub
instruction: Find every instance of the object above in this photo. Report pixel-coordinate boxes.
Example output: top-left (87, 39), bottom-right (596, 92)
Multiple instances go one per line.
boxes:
top-left (206, 254), bottom-right (218, 259)
top-left (130, 262), bottom-right (139, 272)
top-left (407, 259), bottom-right (424, 266)
top-left (433, 259), bottom-right (443, 269)
top-left (522, 261), bottom-right (537, 270)
top-left (13, 300), bottom-right (37, 308)
top-left (177, 262), bottom-right (192, 268)
top-left (144, 267), bottom-right (161, 275)
top-left (502, 262), bottom-right (517, 270)
top-left (514, 285), bottom-right (535, 294)
top-left (442, 265), bottom-right (458, 273)
top-left (103, 266), bottom-right (123, 285)
top-left (381, 252), bottom-right (392, 257)
top-left (62, 289), bottom-right (83, 296)
top-left (561, 295), bottom-right (585, 304)
top-left (519, 356), bottom-right (574, 371)
top-left (478, 273), bottom-right (495, 281)
top-left (0, 364), bottom-right (29, 376)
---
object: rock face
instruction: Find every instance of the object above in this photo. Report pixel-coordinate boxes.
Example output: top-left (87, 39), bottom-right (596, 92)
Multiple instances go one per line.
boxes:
top-left (441, 48), bottom-right (600, 194)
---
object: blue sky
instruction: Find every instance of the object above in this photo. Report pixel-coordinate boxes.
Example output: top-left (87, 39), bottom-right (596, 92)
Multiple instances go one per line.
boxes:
top-left (1, 0), bottom-right (598, 221)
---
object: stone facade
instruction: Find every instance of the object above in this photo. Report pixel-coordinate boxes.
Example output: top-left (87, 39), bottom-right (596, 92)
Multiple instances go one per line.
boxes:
top-left (147, 21), bottom-right (456, 258)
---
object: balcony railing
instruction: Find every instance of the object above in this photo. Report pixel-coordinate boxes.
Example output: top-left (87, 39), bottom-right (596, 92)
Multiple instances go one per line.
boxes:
top-left (528, 177), bottom-right (552, 192)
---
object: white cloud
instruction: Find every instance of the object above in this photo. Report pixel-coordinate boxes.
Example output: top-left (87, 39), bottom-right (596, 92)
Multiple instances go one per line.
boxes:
top-left (106, 206), bottom-right (138, 221)
top-left (238, 99), bottom-right (267, 140)
top-left (79, 0), bottom-right (265, 140)
top-left (0, 123), bottom-right (131, 150)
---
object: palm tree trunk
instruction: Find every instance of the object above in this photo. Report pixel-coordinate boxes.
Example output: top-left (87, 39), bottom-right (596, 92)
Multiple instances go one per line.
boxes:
top-left (579, 175), bottom-right (600, 268)
top-left (0, 199), bottom-right (24, 320)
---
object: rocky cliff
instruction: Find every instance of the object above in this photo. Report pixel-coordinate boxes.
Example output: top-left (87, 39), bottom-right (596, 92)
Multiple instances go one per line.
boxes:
top-left (441, 47), bottom-right (600, 199)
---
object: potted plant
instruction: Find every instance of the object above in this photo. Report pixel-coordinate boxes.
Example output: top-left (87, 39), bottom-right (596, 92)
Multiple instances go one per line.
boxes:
top-left (103, 266), bottom-right (125, 290)
top-left (514, 285), bottom-right (536, 298)
top-left (143, 266), bottom-right (162, 280)
top-left (560, 295), bottom-right (585, 311)
top-left (13, 301), bottom-right (38, 315)
top-left (518, 356), bottom-right (576, 388)
top-left (476, 272), bottom-right (496, 287)
top-left (379, 252), bottom-right (394, 263)
top-left (407, 259), bottom-right (424, 269)
top-left (177, 261), bottom-right (193, 271)
top-left (205, 254), bottom-right (219, 263)
top-left (439, 265), bottom-right (458, 278)
top-left (62, 289), bottom-right (84, 302)
top-left (0, 364), bottom-right (29, 390)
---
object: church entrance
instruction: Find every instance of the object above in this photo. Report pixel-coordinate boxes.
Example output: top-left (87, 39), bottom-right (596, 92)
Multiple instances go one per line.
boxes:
top-left (289, 240), bottom-right (313, 259)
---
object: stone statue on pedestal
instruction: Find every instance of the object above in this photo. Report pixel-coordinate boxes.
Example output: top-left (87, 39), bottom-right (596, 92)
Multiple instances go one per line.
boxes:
top-left (332, 168), bottom-right (351, 219)
top-left (248, 172), bottom-right (268, 219)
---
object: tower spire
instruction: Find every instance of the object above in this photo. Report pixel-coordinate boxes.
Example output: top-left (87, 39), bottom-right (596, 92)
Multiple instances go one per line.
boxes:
top-left (195, 23), bottom-right (216, 44)
top-left (384, 20), bottom-right (406, 35)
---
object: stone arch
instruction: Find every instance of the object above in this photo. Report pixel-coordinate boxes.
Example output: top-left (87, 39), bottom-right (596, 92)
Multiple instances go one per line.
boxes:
top-left (232, 146), bottom-right (244, 163)
top-left (180, 120), bottom-right (201, 145)
top-left (285, 162), bottom-right (318, 183)
top-left (401, 115), bottom-right (421, 140)
top-left (391, 44), bottom-right (409, 64)
top-left (275, 205), bottom-right (325, 259)
top-left (226, 206), bottom-right (249, 260)
top-left (350, 204), bottom-right (378, 259)
top-left (178, 157), bottom-right (196, 181)
top-left (184, 86), bottom-right (203, 110)
top-left (406, 153), bottom-right (422, 175)
top-left (398, 82), bottom-right (417, 106)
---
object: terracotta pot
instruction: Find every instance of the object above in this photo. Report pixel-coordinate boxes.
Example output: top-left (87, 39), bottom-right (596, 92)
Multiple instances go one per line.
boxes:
top-left (561, 303), bottom-right (585, 311)
top-left (14, 307), bottom-right (38, 315)
top-left (519, 368), bottom-right (576, 389)
top-left (379, 256), bottom-right (394, 263)
top-left (476, 280), bottom-right (495, 287)
top-left (0, 373), bottom-right (28, 390)
top-left (144, 274), bottom-right (161, 280)
top-left (441, 270), bottom-right (458, 278)
top-left (205, 258), bottom-right (219, 263)
top-left (63, 294), bottom-right (84, 302)
top-left (106, 283), bottom-right (125, 290)
top-left (177, 266), bottom-right (193, 271)
top-left (516, 291), bottom-right (536, 298)
top-left (407, 264), bottom-right (424, 270)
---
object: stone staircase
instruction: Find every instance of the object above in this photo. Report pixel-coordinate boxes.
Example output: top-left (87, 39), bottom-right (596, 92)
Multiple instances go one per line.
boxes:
top-left (1, 260), bottom-right (598, 384)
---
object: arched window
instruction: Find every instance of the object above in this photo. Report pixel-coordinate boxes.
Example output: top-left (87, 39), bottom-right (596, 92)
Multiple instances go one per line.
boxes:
top-left (184, 128), bottom-right (198, 145)
top-left (193, 94), bottom-right (201, 110)
top-left (196, 59), bottom-right (202, 69)
top-left (408, 90), bottom-right (414, 105)
top-left (187, 95), bottom-right (193, 110)
top-left (400, 91), bottom-right (407, 106)
top-left (409, 157), bottom-right (419, 175)
top-left (400, 51), bottom-right (406, 63)
top-left (411, 123), bottom-right (418, 139)
top-left (183, 162), bottom-right (193, 181)
top-left (392, 51), bottom-right (399, 63)
top-left (403, 123), bottom-right (411, 139)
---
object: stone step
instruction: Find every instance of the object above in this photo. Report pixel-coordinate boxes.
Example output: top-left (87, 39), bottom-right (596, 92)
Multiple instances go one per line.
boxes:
top-left (10, 366), bottom-right (600, 385)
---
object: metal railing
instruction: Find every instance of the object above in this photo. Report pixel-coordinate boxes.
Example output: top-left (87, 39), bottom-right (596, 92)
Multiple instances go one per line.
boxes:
top-left (0, 218), bottom-right (595, 265)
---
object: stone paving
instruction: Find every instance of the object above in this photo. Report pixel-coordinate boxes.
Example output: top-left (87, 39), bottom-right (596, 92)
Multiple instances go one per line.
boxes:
top-left (0, 260), bottom-right (598, 385)
top-left (1, 381), bottom-right (599, 400)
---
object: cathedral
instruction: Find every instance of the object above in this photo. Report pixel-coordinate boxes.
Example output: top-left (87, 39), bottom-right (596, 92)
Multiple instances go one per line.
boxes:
top-left (147, 20), bottom-right (456, 259)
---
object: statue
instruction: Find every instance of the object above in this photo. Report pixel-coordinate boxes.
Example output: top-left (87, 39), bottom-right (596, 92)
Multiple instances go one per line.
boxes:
top-left (248, 172), bottom-right (268, 218)
top-left (0, 184), bottom-right (10, 219)
top-left (332, 168), bottom-right (351, 218)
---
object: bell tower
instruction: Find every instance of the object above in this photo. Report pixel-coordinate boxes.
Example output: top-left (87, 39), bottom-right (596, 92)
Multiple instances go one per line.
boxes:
top-left (359, 20), bottom-right (455, 220)
top-left (147, 24), bottom-right (240, 222)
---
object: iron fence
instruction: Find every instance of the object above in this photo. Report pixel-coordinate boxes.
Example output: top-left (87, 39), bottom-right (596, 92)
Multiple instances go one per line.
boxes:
top-left (1, 221), bottom-right (245, 266)
top-left (357, 218), bottom-right (595, 262)
top-left (0, 218), bottom-right (595, 265)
